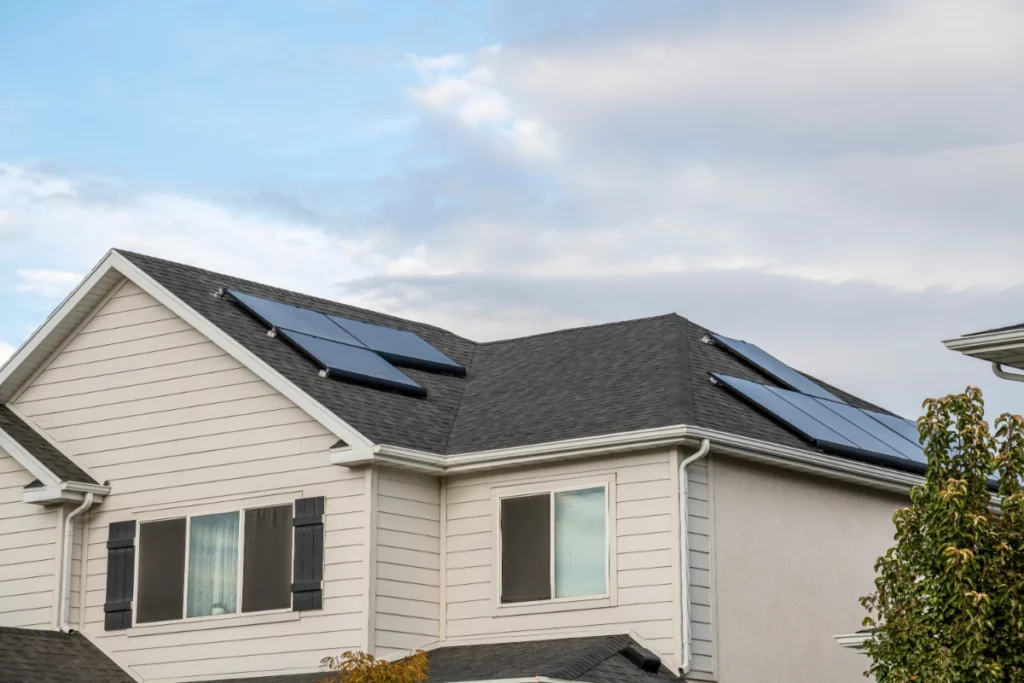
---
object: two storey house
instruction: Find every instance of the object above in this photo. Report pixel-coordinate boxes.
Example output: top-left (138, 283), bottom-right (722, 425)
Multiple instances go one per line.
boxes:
top-left (0, 250), bottom-right (927, 683)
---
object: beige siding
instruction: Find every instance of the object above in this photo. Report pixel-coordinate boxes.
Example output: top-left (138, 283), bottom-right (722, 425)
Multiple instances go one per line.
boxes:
top-left (442, 450), bottom-right (681, 668)
top-left (687, 457), bottom-right (714, 677)
top-left (13, 280), bottom-right (366, 682)
top-left (0, 449), bottom-right (58, 628)
top-left (373, 469), bottom-right (441, 657)
top-left (711, 456), bottom-right (902, 683)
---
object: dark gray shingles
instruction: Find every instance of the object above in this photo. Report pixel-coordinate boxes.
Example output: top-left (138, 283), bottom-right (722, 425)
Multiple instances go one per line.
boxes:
top-left (0, 406), bottom-right (96, 485)
top-left (445, 315), bottom-right (694, 453)
top-left (118, 250), bottom-right (914, 471)
top-left (0, 627), bottom-right (134, 683)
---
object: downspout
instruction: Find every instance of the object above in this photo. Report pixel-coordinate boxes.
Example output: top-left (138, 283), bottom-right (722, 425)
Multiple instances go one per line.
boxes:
top-left (59, 493), bottom-right (94, 633)
top-left (680, 438), bottom-right (711, 677)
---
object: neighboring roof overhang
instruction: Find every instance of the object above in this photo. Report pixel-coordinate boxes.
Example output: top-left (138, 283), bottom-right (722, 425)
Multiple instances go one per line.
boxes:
top-left (944, 328), bottom-right (1024, 370)
top-left (334, 423), bottom-right (925, 495)
top-left (834, 629), bottom-right (876, 650)
top-left (0, 250), bottom-right (374, 460)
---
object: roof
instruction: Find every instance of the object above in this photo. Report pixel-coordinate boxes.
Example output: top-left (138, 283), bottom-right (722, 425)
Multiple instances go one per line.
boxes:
top-left (0, 405), bottom-right (95, 485)
top-left (0, 627), bottom-right (135, 683)
top-left (196, 635), bottom-right (678, 683)
top-left (116, 250), bottom-right (910, 470)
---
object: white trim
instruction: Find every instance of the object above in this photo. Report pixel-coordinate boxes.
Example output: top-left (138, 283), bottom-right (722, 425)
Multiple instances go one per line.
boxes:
top-left (0, 424), bottom-right (61, 488)
top-left (0, 250), bottom-right (373, 451)
top-left (834, 631), bottom-right (874, 649)
top-left (107, 252), bottom-right (373, 448)
top-left (491, 475), bottom-right (617, 615)
top-left (362, 467), bottom-right (379, 654)
top-left (342, 425), bottom-right (924, 495)
top-left (5, 402), bottom-right (105, 487)
top-left (22, 481), bottom-right (110, 505)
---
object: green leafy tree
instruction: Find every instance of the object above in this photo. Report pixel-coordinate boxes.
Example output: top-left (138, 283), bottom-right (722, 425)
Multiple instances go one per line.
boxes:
top-left (319, 650), bottom-right (428, 683)
top-left (861, 387), bottom-right (1024, 681)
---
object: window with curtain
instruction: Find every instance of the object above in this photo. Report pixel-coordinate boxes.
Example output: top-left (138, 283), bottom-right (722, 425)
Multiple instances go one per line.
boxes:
top-left (500, 485), bottom-right (608, 604)
top-left (135, 503), bottom-right (294, 623)
top-left (187, 512), bottom-right (240, 617)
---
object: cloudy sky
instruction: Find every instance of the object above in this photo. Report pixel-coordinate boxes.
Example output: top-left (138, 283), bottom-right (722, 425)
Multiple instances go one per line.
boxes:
top-left (2, 0), bottom-right (1023, 421)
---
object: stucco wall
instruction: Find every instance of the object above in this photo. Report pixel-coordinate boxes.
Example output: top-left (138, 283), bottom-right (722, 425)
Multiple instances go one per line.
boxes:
top-left (710, 455), bottom-right (904, 683)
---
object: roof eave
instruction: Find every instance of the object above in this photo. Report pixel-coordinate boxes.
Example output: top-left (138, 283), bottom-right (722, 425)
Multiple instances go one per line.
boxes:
top-left (22, 480), bottom-right (110, 505)
top-left (943, 330), bottom-right (1024, 369)
top-left (335, 425), bottom-right (925, 494)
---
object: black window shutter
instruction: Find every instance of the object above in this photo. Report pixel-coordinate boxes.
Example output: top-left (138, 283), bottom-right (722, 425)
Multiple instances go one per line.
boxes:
top-left (292, 496), bottom-right (324, 611)
top-left (104, 521), bottom-right (136, 631)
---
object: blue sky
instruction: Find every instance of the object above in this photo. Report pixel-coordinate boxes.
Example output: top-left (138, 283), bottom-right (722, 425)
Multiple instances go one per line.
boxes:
top-left (2, 0), bottom-right (1024, 420)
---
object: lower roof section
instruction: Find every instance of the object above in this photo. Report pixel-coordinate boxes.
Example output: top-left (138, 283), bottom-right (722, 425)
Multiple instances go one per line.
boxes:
top-left (197, 635), bottom-right (678, 683)
top-left (0, 627), bottom-right (135, 683)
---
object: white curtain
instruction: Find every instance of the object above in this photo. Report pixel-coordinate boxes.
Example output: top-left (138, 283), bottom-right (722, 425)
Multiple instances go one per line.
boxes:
top-left (554, 487), bottom-right (607, 598)
top-left (187, 512), bottom-right (239, 617)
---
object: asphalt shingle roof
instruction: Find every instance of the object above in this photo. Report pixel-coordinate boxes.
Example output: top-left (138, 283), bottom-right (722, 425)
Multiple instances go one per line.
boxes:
top-left (0, 405), bottom-right (96, 485)
top-left (0, 627), bottom-right (134, 683)
top-left (117, 249), bottom-right (909, 469)
top-left (196, 635), bottom-right (677, 683)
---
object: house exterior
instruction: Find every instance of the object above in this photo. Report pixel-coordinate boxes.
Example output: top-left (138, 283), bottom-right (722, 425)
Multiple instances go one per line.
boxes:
top-left (0, 249), bottom-right (926, 683)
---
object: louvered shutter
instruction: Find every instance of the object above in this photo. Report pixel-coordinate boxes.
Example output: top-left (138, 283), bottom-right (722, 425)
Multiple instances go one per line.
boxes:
top-left (104, 521), bottom-right (136, 630)
top-left (292, 496), bottom-right (324, 611)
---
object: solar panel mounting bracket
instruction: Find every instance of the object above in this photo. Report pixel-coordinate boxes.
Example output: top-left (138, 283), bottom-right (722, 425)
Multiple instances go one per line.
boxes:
top-left (267, 329), bottom-right (277, 338)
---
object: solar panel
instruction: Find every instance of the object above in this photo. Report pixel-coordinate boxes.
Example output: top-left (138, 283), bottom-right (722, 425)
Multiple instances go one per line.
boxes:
top-left (864, 411), bottom-right (927, 464)
top-left (710, 333), bottom-right (841, 401)
top-left (228, 290), bottom-right (365, 347)
top-left (819, 400), bottom-right (925, 463)
top-left (768, 388), bottom-right (906, 459)
top-left (329, 315), bottom-right (466, 376)
top-left (278, 329), bottom-right (426, 397)
top-left (711, 374), bottom-right (857, 450)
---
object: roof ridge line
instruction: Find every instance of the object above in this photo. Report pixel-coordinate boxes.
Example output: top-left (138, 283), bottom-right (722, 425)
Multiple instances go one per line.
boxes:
top-left (481, 313), bottom-right (686, 346)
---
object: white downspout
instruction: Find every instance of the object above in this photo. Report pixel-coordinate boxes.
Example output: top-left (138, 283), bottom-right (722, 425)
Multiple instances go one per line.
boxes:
top-left (992, 362), bottom-right (1024, 383)
top-left (680, 438), bottom-right (711, 676)
top-left (60, 493), bottom-right (94, 633)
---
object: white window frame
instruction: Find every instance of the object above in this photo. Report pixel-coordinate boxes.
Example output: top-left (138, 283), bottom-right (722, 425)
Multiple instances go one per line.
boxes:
top-left (491, 473), bottom-right (617, 616)
top-left (131, 501), bottom-right (294, 628)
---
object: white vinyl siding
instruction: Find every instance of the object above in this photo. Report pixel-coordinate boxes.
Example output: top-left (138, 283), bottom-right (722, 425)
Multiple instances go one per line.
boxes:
top-left (0, 449), bottom-right (58, 628)
top-left (443, 449), bottom-right (682, 668)
top-left (373, 469), bottom-right (441, 657)
top-left (12, 279), bottom-right (365, 682)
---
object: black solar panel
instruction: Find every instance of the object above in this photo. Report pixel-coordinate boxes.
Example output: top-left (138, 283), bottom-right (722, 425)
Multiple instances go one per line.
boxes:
top-left (278, 329), bottom-right (426, 397)
top-left (712, 373), bottom-right (926, 466)
top-left (711, 333), bottom-right (840, 401)
top-left (228, 290), bottom-right (364, 346)
top-left (329, 315), bottom-right (465, 376)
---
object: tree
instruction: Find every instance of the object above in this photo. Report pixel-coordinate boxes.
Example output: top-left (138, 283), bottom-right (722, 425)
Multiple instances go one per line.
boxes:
top-left (861, 387), bottom-right (1024, 682)
top-left (319, 650), bottom-right (429, 683)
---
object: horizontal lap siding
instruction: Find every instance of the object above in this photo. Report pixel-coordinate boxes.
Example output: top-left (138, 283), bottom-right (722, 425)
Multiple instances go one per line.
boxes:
top-left (443, 451), bottom-right (680, 667)
top-left (0, 450), bottom-right (57, 628)
top-left (12, 280), bottom-right (366, 682)
top-left (687, 458), bottom-right (714, 677)
top-left (374, 470), bottom-right (440, 658)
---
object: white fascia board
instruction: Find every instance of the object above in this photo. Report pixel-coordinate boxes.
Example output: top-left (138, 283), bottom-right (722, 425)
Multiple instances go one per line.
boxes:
top-left (0, 249), bottom-right (118, 394)
top-left (0, 427), bottom-right (61, 488)
top-left (353, 425), bottom-right (924, 495)
top-left (944, 330), bottom-right (1024, 355)
top-left (105, 252), bottom-right (374, 448)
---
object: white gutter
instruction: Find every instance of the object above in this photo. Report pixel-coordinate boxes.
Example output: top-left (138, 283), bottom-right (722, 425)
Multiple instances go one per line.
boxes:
top-left (992, 362), bottom-right (1024, 383)
top-left (679, 438), bottom-right (711, 676)
top-left (333, 425), bottom-right (925, 495)
top-left (23, 480), bottom-right (109, 505)
top-left (59, 493), bottom-right (94, 632)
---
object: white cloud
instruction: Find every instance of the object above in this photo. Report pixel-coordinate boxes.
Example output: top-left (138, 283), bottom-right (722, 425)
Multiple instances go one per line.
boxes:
top-left (16, 269), bottom-right (83, 297)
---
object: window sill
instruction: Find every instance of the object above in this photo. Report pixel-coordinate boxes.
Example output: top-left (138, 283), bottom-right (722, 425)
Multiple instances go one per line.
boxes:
top-left (127, 609), bottom-right (299, 637)
top-left (493, 594), bottom-right (613, 617)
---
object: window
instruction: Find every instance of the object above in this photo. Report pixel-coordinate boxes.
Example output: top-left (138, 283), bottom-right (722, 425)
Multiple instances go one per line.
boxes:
top-left (499, 485), bottom-right (608, 605)
top-left (136, 504), bottom-right (293, 623)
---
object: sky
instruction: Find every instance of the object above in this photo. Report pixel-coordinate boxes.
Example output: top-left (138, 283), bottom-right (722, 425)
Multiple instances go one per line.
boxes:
top-left (1, 0), bottom-right (1024, 422)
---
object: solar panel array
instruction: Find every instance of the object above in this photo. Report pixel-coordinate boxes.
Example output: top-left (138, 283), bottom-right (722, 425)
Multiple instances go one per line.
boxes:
top-left (709, 335), bottom-right (926, 469)
top-left (228, 289), bottom-right (464, 397)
